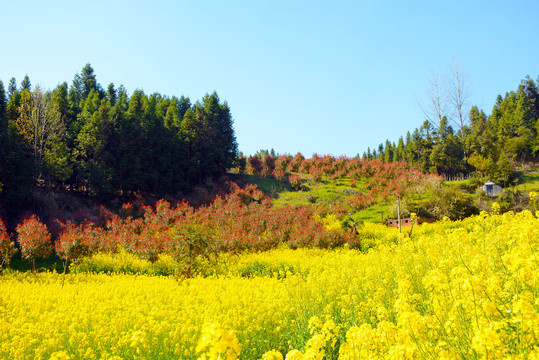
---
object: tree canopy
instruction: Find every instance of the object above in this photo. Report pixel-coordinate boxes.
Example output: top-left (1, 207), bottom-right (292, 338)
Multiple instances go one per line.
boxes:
top-left (0, 64), bottom-right (238, 205)
top-left (364, 75), bottom-right (539, 181)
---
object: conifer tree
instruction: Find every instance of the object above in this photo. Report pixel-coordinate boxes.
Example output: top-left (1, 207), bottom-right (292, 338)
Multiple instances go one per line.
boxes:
top-left (106, 83), bottom-right (116, 105)
top-left (81, 63), bottom-right (98, 100)
top-left (21, 75), bottom-right (31, 90)
top-left (7, 78), bottom-right (17, 99)
top-left (0, 80), bottom-right (32, 206)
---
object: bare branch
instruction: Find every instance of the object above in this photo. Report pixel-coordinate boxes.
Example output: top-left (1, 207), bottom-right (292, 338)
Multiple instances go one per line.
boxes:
top-left (446, 55), bottom-right (471, 131)
top-left (419, 71), bottom-right (448, 131)
top-left (419, 57), bottom-right (472, 135)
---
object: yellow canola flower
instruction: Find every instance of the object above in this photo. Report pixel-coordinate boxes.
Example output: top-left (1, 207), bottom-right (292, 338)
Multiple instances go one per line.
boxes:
top-left (313, 213), bottom-right (342, 232)
top-left (49, 351), bottom-right (70, 360)
top-left (285, 349), bottom-right (306, 360)
top-left (491, 201), bottom-right (501, 215)
top-left (196, 323), bottom-right (240, 360)
top-left (0, 210), bottom-right (538, 359)
top-left (262, 349), bottom-right (284, 360)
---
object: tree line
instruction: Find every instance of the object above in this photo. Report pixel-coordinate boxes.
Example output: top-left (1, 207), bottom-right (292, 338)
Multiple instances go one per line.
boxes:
top-left (363, 74), bottom-right (539, 182)
top-left (0, 64), bottom-right (238, 207)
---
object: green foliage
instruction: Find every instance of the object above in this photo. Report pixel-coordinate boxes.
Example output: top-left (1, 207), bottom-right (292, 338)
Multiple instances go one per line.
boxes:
top-left (232, 174), bottom-right (292, 198)
top-left (70, 249), bottom-right (178, 276)
top-left (495, 151), bottom-right (514, 183)
top-left (467, 154), bottom-right (493, 176)
top-left (1, 65), bottom-right (238, 203)
top-left (0, 218), bottom-right (17, 268)
top-left (20, 75), bottom-right (31, 90)
top-left (170, 223), bottom-right (216, 278)
top-left (7, 77), bottom-right (17, 98)
top-left (340, 214), bottom-right (364, 237)
top-left (274, 175), bottom-right (362, 208)
top-left (445, 177), bottom-right (484, 194)
top-left (517, 170), bottom-right (539, 192)
top-left (427, 186), bottom-right (479, 220)
top-left (80, 63), bottom-right (98, 99)
top-left (236, 260), bottom-right (298, 279)
top-left (355, 223), bottom-right (399, 251)
top-left (367, 75), bottom-right (539, 177)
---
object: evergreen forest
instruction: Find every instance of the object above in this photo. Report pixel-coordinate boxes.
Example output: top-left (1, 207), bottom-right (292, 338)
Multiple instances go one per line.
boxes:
top-left (362, 75), bottom-right (539, 181)
top-left (0, 64), bottom-right (238, 208)
top-left (1, 64), bottom-right (539, 215)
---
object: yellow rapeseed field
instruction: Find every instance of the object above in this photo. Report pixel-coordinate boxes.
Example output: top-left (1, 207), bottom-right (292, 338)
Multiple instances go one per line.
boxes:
top-left (1, 210), bottom-right (538, 359)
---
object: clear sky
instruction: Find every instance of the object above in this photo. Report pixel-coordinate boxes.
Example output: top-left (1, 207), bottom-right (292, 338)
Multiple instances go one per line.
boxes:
top-left (1, 0), bottom-right (538, 157)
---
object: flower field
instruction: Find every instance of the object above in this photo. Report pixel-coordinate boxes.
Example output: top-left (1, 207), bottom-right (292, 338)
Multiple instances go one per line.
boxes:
top-left (1, 210), bottom-right (538, 359)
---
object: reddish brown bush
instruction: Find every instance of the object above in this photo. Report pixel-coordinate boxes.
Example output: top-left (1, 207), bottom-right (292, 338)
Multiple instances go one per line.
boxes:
top-left (16, 215), bottom-right (52, 271)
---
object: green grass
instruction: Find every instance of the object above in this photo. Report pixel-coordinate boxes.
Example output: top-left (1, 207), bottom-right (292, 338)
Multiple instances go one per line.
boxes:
top-left (228, 174), bottom-right (293, 198)
top-left (3, 251), bottom-right (64, 273)
top-left (270, 174), bottom-right (403, 223)
top-left (236, 172), bottom-right (435, 223)
top-left (517, 170), bottom-right (539, 192)
top-left (443, 170), bottom-right (539, 194)
top-left (445, 179), bottom-right (473, 189)
top-left (354, 203), bottom-right (389, 223)
top-left (237, 169), bottom-right (539, 224)
top-left (444, 177), bottom-right (486, 194)
top-left (273, 175), bottom-right (365, 208)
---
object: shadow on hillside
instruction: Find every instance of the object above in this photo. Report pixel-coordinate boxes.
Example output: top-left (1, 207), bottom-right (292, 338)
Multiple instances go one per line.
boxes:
top-left (227, 174), bottom-right (293, 199)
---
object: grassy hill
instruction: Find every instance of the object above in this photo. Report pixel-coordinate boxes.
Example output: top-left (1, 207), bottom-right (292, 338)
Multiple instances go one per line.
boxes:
top-left (234, 168), bottom-right (539, 224)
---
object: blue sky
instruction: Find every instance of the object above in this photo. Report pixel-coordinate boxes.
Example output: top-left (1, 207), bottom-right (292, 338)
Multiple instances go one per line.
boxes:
top-left (1, 1), bottom-right (538, 157)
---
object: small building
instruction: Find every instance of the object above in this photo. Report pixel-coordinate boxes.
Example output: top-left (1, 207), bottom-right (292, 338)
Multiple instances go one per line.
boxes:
top-left (386, 217), bottom-right (432, 228)
top-left (482, 181), bottom-right (502, 196)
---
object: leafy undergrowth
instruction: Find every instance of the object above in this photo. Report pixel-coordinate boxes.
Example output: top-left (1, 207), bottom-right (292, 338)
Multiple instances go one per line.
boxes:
top-left (273, 176), bottom-right (365, 207)
top-left (228, 173), bottom-right (293, 199)
top-left (518, 169), bottom-right (539, 192)
top-left (271, 173), bottom-right (435, 223)
top-left (1, 211), bottom-right (538, 359)
top-left (240, 154), bottom-right (539, 223)
top-left (67, 223), bottom-right (398, 276)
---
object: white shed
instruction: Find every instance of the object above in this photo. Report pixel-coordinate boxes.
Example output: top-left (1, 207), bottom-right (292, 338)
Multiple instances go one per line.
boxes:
top-left (482, 181), bottom-right (502, 196)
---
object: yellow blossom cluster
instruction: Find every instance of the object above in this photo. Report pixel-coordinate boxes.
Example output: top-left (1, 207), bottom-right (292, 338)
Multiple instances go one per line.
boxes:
top-left (312, 214), bottom-right (342, 232)
top-left (196, 323), bottom-right (240, 360)
top-left (0, 272), bottom-right (299, 359)
top-left (1, 210), bottom-right (538, 359)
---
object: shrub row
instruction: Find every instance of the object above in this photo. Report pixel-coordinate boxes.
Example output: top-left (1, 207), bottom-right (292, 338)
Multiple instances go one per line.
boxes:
top-left (0, 184), bottom-right (357, 273)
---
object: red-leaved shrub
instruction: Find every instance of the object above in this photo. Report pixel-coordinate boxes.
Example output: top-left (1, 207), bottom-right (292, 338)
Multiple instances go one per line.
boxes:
top-left (16, 215), bottom-right (52, 271)
top-left (0, 218), bottom-right (17, 268)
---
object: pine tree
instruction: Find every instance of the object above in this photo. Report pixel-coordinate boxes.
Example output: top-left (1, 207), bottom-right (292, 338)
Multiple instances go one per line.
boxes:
top-left (43, 83), bottom-right (72, 185)
top-left (384, 140), bottom-right (393, 163)
top-left (0, 80), bottom-right (32, 206)
top-left (178, 95), bottom-right (191, 119)
top-left (0, 80), bottom-right (6, 133)
top-left (81, 63), bottom-right (98, 100)
top-left (21, 75), bottom-right (31, 90)
top-left (395, 136), bottom-right (405, 161)
top-left (164, 97), bottom-right (181, 130)
top-left (106, 83), bottom-right (116, 105)
top-left (69, 73), bottom-right (83, 107)
top-left (7, 78), bottom-right (17, 99)
top-left (180, 108), bottom-right (202, 185)
top-left (74, 99), bottom-right (112, 196)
